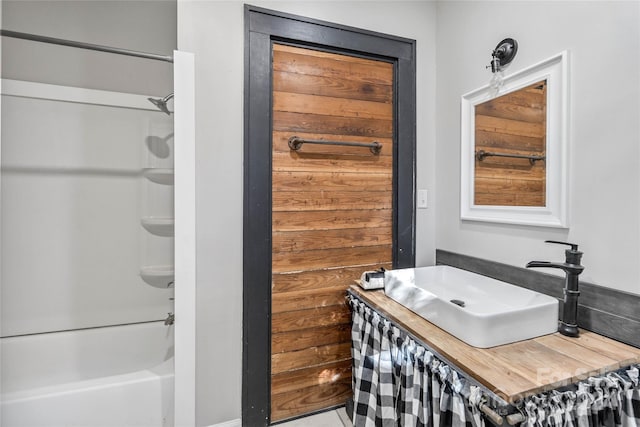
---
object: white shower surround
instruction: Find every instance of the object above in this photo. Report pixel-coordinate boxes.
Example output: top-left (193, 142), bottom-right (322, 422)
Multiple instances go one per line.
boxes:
top-left (1, 79), bottom-right (175, 336)
top-left (1, 55), bottom-right (197, 425)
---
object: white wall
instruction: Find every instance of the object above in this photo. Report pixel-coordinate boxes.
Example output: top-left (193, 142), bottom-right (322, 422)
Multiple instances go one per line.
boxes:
top-left (177, 1), bottom-right (436, 424)
top-left (435, 1), bottom-right (640, 296)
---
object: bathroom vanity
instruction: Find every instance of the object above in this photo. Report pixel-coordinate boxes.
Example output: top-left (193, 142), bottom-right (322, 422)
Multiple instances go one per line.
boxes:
top-left (348, 283), bottom-right (640, 425)
top-left (350, 284), bottom-right (640, 399)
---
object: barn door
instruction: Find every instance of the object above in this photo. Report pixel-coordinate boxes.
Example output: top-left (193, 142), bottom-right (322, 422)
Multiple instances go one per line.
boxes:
top-left (270, 43), bottom-right (394, 422)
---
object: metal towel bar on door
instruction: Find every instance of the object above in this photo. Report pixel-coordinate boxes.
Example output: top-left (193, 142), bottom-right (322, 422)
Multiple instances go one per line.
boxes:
top-left (288, 136), bottom-right (382, 155)
top-left (475, 149), bottom-right (545, 165)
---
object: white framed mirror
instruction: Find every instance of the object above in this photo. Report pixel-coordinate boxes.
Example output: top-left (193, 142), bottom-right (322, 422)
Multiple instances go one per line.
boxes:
top-left (460, 51), bottom-right (569, 228)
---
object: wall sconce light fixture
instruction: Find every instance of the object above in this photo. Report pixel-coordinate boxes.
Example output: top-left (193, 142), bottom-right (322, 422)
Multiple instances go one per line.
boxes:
top-left (488, 38), bottom-right (518, 94)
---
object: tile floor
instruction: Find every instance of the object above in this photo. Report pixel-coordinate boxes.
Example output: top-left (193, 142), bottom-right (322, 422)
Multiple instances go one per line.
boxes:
top-left (277, 407), bottom-right (351, 427)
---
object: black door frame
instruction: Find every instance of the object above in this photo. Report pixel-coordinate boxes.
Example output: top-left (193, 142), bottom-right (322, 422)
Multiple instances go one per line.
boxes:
top-left (243, 5), bottom-right (417, 425)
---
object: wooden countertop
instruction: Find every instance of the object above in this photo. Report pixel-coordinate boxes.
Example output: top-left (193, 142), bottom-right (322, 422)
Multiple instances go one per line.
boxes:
top-left (349, 285), bottom-right (640, 404)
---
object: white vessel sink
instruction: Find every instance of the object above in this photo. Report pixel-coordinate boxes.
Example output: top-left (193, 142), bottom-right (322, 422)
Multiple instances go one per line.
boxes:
top-left (384, 266), bottom-right (559, 348)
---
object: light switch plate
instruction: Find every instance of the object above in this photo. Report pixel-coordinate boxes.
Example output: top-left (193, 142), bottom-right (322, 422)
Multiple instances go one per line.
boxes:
top-left (417, 189), bottom-right (428, 209)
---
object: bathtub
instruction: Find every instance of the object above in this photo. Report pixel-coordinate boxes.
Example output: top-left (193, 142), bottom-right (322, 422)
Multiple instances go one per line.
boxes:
top-left (1, 321), bottom-right (174, 427)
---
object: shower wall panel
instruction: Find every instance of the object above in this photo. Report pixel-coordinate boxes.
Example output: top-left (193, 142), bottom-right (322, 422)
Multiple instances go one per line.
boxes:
top-left (1, 84), bottom-right (174, 337)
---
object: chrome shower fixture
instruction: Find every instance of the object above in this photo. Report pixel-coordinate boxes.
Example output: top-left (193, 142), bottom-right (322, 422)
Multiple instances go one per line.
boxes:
top-left (148, 93), bottom-right (174, 115)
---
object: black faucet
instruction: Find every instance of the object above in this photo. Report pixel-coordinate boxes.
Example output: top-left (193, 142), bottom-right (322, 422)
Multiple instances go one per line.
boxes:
top-left (526, 240), bottom-right (584, 337)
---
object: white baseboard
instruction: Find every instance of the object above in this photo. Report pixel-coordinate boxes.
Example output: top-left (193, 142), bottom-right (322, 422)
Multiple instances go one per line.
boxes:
top-left (207, 419), bottom-right (241, 427)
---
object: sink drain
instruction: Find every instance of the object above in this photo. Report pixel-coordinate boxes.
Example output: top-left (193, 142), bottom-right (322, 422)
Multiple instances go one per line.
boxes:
top-left (450, 299), bottom-right (465, 308)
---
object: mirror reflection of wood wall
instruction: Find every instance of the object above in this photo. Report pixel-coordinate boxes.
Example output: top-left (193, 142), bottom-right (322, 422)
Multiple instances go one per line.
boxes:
top-left (474, 80), bottom-right (547, 206)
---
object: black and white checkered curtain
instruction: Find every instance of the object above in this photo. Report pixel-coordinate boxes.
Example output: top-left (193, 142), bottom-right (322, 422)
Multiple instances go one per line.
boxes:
top-left (349, 295), bottom-right (485, 427)
top-left (349, 294), bottom-right (640, 427)
top-left (521, 365), bottom-right (640, 427)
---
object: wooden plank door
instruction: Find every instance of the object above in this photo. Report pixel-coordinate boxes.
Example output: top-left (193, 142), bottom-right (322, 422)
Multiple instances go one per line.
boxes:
top-left (270, 43), bottom-right (394, 422)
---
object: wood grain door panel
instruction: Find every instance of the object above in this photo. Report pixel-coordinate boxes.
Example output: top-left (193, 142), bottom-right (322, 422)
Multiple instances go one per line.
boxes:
top-left (271, 43), bottom-right (394, 422)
